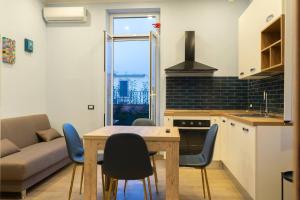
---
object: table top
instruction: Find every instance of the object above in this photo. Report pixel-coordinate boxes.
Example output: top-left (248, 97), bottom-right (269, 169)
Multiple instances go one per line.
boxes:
top-left (83, 126), bottom-right (180, 142)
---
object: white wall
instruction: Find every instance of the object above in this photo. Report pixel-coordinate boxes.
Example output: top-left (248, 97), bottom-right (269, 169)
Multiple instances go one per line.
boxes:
top-left (46, 0), bottom-right (249, 134)
top-left (0, 0), bottom-right (47, 119)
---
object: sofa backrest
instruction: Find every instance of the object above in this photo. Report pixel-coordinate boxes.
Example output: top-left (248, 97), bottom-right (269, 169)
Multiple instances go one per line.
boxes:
top-left (1, 114), bottom-right (51, 148)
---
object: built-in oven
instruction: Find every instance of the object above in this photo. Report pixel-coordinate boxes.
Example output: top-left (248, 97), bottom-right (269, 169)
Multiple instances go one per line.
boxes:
top-left (173, 119), bottom-right (211, 165)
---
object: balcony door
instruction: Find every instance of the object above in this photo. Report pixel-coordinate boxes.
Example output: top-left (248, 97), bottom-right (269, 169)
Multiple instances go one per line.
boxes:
top-left (104, 14), bottom-right (160, 126)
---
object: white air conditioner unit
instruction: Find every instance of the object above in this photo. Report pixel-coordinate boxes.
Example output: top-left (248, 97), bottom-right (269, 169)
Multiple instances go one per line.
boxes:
top-left (43, 7), bottom-right (87, 23)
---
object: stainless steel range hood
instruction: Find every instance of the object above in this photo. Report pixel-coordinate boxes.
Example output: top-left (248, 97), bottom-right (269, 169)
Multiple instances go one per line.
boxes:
top-left (165, 31), bottom-right (218, 75)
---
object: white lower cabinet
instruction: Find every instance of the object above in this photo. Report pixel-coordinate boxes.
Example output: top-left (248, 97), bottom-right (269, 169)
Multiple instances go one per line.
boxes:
top-left (220, 118), bottom-right (292, 200)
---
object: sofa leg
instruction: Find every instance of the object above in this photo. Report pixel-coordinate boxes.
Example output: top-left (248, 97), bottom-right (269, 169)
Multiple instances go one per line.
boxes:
top-left (21, 190), bottom-right (26, 199)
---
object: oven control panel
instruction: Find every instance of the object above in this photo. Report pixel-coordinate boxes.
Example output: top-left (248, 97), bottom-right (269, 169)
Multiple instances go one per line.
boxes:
top-left (173, 120), bottom-right (211, 127)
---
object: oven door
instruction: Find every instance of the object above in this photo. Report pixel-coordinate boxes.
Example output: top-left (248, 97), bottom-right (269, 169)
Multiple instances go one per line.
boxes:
top-left (179, 127), bottom-right (209, 155)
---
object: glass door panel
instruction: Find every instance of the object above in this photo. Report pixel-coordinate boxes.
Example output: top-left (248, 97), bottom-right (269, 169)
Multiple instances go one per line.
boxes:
top-left (113, 40), bottom-right (150, 125)
top-left (104, 31), bottom-right (113, 126)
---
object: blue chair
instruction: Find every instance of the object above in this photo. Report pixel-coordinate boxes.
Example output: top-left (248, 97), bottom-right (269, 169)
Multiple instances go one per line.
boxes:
top-left (62, 123), bottom-right (105, 200)
top-left (131, 118), bottom-right (158, 192)
top-left (179, 124), bottom-right (219, 200)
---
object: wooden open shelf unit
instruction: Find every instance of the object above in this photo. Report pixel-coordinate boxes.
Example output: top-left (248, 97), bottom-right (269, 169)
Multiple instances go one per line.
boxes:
top-left (260, 15), bottom-right (285, 74)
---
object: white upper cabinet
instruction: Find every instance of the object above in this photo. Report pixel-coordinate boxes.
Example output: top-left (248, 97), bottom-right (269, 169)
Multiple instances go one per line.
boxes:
top-left (238, 0), bottom-right (283, 79)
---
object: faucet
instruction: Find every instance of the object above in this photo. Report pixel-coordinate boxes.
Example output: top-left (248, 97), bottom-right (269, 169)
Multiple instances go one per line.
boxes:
top-left (263, 90), bottom-right (269, 117)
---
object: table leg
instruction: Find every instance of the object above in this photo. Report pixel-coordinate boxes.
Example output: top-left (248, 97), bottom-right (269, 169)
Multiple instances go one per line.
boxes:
top-left (84, 140), bottom-right (98, 200)
top-left (166, 142), bottom-right (179, 200)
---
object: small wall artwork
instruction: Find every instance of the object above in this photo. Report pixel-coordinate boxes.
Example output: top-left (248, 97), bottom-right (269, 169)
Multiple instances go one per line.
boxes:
top-left (2, 37), bottom-right (16, 64)
top-left (24, 38), bottom-right (33, 53)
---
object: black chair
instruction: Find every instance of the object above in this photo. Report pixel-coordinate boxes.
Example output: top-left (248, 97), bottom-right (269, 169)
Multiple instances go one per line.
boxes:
top-left (131, 118), bottom-right (159, 192)
top-left (179, 124), bottom-right (219, 200)
top-left (62, 123), bottom-right (105, 200)
top-left (102, 133), bottom-right (154, 200)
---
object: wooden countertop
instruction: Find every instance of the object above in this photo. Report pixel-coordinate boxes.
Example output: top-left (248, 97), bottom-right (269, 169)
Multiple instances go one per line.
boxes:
top-left (164, 109), bottom-right (292, 126)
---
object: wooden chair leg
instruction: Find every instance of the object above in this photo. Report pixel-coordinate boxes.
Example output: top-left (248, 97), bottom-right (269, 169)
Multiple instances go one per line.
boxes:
top-left (124, 180), bottom-right (128, 195)
top-left (80, 165), bottom-right (84, 194)
top-left (147, 177), bottom-right (153, 200)
top-left (105, 175), bottom-right (111, 191)
top-left (107, 178), bottom-right (114, 200)
top-left (142, 179), bottom-right (148, 200)
top-left (151, 156), bottom-right (159, 193)
top-left (113, 179), bottom-right (118, 200)
top-left (204, 168), bottom-right (211, 200)
top-left (101, 166), bottom-right (106, 199)
top-left (201, 168), bottom-right (206, 198)
top-left (68, 164), bottom-right (77, 200)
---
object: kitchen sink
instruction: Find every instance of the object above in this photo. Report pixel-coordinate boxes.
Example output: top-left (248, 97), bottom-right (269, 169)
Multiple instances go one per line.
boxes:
top-left (233, 113), bottom-right (276, 118)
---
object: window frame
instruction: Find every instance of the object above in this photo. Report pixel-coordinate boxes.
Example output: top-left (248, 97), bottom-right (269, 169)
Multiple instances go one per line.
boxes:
top-left (109, 13), bottom-right (160, 40)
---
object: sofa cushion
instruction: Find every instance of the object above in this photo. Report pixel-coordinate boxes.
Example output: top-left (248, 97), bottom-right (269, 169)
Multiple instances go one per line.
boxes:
top-left (0, 139), bottom-right (20, 158)
top-left (36, 128), bottom-right (62, 142)
top-left (0, 137), bottom-right (68, 181)
top-left (1, 114), bottom-right (51, 148)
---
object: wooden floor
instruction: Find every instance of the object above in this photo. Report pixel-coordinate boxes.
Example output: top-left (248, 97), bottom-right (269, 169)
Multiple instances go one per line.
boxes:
top-left (1, 160), bottom-right (244, 200)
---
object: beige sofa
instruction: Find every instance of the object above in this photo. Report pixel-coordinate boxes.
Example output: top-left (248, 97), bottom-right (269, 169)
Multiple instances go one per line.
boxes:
top-left (0, 114), bottom-right (70, 197)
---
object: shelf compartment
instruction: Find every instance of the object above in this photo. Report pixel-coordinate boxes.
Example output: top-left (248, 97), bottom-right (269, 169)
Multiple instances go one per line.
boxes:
top-left (261, 48), bottom-right (270, 70)
top-left (261, 17), bottom-right (282, 49)
top-left (270, 45), bottom-right (283, 67)
top-left (261, 40), bottom-right (281, 52)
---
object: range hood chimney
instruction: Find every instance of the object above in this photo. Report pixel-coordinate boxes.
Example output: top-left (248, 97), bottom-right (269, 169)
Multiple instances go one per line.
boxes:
top-left (165, 31), bottom-right (218, 75)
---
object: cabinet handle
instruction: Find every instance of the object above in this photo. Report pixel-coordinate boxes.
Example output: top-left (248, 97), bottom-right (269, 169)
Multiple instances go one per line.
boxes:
top-left (266, 14), bottom-right (274, 23)
top-left (243, 127), bottom-right (249, 132)
top-left (230, 123), bottom-right (235, 126)
top-left (250, 67), bottom-right (256, 72)
top-left (240, 72), bottom-right (244, 76)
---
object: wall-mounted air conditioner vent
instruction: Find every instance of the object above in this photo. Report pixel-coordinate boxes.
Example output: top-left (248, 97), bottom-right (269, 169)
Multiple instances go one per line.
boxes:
top-left (43, 7), bottom-right (87, 23)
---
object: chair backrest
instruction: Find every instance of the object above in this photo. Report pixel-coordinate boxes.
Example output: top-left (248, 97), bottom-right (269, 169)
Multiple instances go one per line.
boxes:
top-left (103, 133), bottom-right (153, 180)
top-left (132, 118), bottom-right (155, 126)
top-left (62, 123), bottom-right (84, 163)
top-left (201, 124), bottom-right (218, 167)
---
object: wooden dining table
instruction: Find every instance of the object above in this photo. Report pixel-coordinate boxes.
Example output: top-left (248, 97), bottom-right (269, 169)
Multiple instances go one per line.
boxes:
top-left (83, 126), bottom-right (180, 200)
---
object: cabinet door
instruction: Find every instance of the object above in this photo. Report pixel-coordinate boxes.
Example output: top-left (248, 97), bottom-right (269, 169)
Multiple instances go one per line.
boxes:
top-left (239, 124), bottom-right (256, 198)
top-left (238, 2), bottom-right (261, 78)
top-left (220, 117), bottom-right (228, 163)
top-left (211, 117), bottom-right (221, 161)
top-left (226, 120), bottom-right (238, 175)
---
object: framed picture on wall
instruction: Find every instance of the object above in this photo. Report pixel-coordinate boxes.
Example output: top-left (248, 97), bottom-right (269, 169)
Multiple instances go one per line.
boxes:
top-left (2, 37), bottom-right (16, 64)
top-left (24, 38), bottom-right (33, 53)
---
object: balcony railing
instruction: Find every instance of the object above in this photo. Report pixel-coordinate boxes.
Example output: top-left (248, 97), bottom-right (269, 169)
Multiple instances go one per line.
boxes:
top-left (113, 89), bottom-right (149, 105)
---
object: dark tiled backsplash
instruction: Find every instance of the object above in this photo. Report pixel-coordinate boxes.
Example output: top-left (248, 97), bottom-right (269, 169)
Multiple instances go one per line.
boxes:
top-left (166, 74), bottom-right (284, 114)
top-left (248, 74), bottom-right (284, 113)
